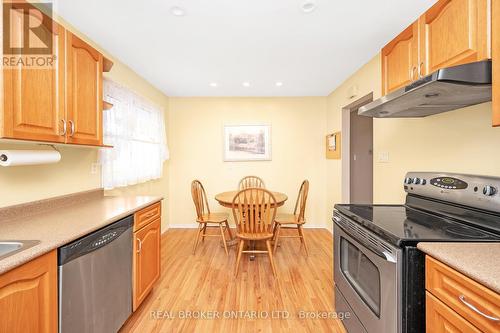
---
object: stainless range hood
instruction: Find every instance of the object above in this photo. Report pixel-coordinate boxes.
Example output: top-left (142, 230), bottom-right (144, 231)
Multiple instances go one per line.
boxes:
top-left (359, 60), bottom-right (492, 118)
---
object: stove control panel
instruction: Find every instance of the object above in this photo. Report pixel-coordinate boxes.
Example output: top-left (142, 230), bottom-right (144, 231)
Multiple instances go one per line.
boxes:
top-left (430, 177), bottom-right (468, 190)
top-left (404, 172), bottom-right (500, 213)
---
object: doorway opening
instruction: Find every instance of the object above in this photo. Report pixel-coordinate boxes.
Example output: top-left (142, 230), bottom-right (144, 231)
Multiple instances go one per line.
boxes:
top-left (341, 93), bottom-right (373, 204)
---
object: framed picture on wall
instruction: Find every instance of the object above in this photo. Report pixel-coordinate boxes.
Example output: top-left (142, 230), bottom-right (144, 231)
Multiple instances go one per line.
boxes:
top-left (223, 125), bottom-right (272, 161)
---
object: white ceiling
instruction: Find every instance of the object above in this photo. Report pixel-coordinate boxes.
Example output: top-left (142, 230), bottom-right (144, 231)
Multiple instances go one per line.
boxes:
top-left (53, 0), bottom-right (435, 97)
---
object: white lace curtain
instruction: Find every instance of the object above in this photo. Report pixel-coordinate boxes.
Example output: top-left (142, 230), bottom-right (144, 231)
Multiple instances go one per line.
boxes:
top-left (100, 79), bottom-right (169, 190)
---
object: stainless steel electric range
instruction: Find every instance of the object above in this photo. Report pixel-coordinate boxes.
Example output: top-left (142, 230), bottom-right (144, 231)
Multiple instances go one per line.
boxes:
top-left (333, 172), bottom-right (500, 333)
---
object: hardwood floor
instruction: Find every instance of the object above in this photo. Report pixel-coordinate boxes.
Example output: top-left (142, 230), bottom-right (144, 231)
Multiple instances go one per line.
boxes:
top-left (120, 228), bottom-right (346, 333)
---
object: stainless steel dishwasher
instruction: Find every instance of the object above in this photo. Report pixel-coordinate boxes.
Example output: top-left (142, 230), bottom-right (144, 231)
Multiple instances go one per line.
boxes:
top-left (58, 215), bottom-right (133, 333)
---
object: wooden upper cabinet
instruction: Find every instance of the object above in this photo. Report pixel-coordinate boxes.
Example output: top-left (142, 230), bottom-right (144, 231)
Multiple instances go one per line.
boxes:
top-left (0, 251), bottom-right (58, 333)
top-left (66, 32), bottom-right (103, 146)
top-left (382, 21), bottom-right (419, 95)
top-left (133, 218), bottom-right (161, 311)
top-left (419, 0), bottom-right (490, 76)
top-left (1, 5), bottom-right (106, 146)
top-left (2, 5), bottom-right (65, 143)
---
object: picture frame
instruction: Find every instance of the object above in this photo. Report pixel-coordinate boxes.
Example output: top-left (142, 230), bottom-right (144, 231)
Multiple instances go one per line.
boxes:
top-left (326, 132), bottom-right (341, 160)
top-left (223, 125), bottom-right (272, 162)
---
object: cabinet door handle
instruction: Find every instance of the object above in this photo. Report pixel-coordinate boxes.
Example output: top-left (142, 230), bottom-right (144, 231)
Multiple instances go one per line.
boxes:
top-left (458, 295), bottom-right (500, 322)
top-left (418, 62), bottom-right (424, 78)
top-left (136, 238), bottom-right (142, 253)
top-left (69, 120), bottom-right (75, 137)
top-left (61, 119), bottom-right (67, 136)
top-left (412, 66), bottom-right (418, 81)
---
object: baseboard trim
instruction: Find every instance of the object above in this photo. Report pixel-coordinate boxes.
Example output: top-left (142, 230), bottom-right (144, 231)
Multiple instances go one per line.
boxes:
top-left (166, 223), bottom-right (330, 230)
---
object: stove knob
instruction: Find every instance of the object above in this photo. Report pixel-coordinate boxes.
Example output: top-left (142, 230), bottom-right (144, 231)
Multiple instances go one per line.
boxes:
top-left (483, 185), bottom-right (497, 196)
top-left (413, 177), bottom-right (421, 185)
top-left (405, 177), bottom-right (413, 184)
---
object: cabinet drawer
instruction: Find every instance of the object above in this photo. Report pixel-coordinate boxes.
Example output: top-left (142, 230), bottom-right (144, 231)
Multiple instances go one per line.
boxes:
top-left (134, 202), bottom-right (161, 231)
top-left (426, 256), bottom-right (500, 333)
top-left (426, 292), bottom-right (481, 333)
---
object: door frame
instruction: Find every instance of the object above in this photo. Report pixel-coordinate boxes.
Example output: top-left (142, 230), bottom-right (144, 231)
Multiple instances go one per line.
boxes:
top-left (341, 92), bottom-right (373, 204)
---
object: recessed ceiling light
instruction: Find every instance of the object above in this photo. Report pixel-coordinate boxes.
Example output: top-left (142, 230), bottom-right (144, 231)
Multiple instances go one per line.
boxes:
top-left (170, 6), bottom-right (186, 17)
top-left (275, 81), bottom-right (283, 87)
top-left (242, 82), bottom-right (251, 87)
top-left (209, 82), bottom-right (218, 87)
top-left (301, 1), bottom-right (317, 13)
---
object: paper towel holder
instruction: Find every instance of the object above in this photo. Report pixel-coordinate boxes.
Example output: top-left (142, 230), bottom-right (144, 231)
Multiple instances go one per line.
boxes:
top-left (0, 144), bottom-right (59, 163)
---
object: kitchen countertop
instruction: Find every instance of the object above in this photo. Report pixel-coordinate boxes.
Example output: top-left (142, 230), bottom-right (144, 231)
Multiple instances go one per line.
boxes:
top-left (418, 242), bottom-right (500, 294)
top-left (0, 192), bottom-right (162, 275)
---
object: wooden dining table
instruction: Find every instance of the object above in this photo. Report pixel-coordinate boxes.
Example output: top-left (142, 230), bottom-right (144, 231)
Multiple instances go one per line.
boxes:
top-left (215, 190), bottom-right (288, 260)
top-left (215, 190), bottom-right (288, 208)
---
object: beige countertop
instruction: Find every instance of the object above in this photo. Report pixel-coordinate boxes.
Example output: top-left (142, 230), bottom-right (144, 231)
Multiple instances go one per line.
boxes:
top-left (418, 242), bottom-right (500, 294)
top-left (0, 193), bottom-right (162, 275)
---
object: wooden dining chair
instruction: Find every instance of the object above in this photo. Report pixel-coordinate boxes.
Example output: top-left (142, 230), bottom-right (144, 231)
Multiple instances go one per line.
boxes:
top-left (232, 188), bottom-right (278, 277)
top-left (191, 180), bottom-right (233, 255)
top-left (273, 180), bottom-right (310, 256)
top-left (238, 176), bottom-right (265, 190)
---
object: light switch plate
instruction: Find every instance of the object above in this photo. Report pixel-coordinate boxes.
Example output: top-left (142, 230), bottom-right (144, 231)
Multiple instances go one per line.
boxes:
top-left (378, 152), bottom-right (389, 163)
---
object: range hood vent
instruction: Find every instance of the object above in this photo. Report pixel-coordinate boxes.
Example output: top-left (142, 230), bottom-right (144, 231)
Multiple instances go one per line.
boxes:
top-left (358, 60), bottom-right (492, 118)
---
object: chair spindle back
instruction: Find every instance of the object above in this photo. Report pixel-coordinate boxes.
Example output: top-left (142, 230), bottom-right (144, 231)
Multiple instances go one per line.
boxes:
top-left (293, 180), bottom-right (309, 222)
top-left (232, 188), bottom-right (277, 236)
top-left (191, 180), bottom-right (210, 220)
top-left (238, 176), bottom-right (265, 190)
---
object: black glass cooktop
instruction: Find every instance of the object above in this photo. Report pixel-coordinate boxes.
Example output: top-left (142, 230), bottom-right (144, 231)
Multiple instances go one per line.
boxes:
top-left (334, 203), bottom-right (500, 246)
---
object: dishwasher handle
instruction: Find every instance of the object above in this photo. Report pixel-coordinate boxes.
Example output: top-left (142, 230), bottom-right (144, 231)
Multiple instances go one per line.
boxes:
top-left (58, 215), bottom-right (134, 266)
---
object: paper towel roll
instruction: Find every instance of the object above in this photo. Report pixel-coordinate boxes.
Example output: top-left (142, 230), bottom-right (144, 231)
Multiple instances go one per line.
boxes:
top-left (0, 150), bottom-right (61, 167)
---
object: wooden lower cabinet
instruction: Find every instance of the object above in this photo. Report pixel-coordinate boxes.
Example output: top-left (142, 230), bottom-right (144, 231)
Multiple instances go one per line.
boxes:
top-left (134, 202), bottom-right (161, 232)
top-left (426, 256), bottom-right (500, 333)
top-left (0, 250), bottom-right (57, 333)
top-left (427, 292), bottom-right (481, 333)
top-left (133, 217), bottom-right (161, 311)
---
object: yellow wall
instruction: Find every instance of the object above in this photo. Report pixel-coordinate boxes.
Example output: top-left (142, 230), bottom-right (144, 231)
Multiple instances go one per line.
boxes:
top-left (167, 97), bottom-right (327, 228)
top-left (326, 54), bottom-right (500, 230)
top-left (0, 15), bottom-right (170, 231)
top-left (4, 7), bottom-right (500, 235)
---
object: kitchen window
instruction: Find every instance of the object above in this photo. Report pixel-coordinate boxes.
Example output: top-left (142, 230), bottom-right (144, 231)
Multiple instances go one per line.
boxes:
top-left (100, 79), bottom-right (169, 190)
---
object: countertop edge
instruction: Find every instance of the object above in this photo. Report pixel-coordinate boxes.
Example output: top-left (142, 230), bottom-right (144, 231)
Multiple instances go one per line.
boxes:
top-left (417, 242), bottom-right (500, 294)
top-left (0, 196), bottom-right (163, 275)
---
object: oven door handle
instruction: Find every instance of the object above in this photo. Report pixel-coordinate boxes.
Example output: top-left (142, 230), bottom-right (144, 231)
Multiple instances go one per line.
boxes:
top-left (380, 250), bottom-right (397, 263)
top-left (334, 216), bottom-right (397, 263)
